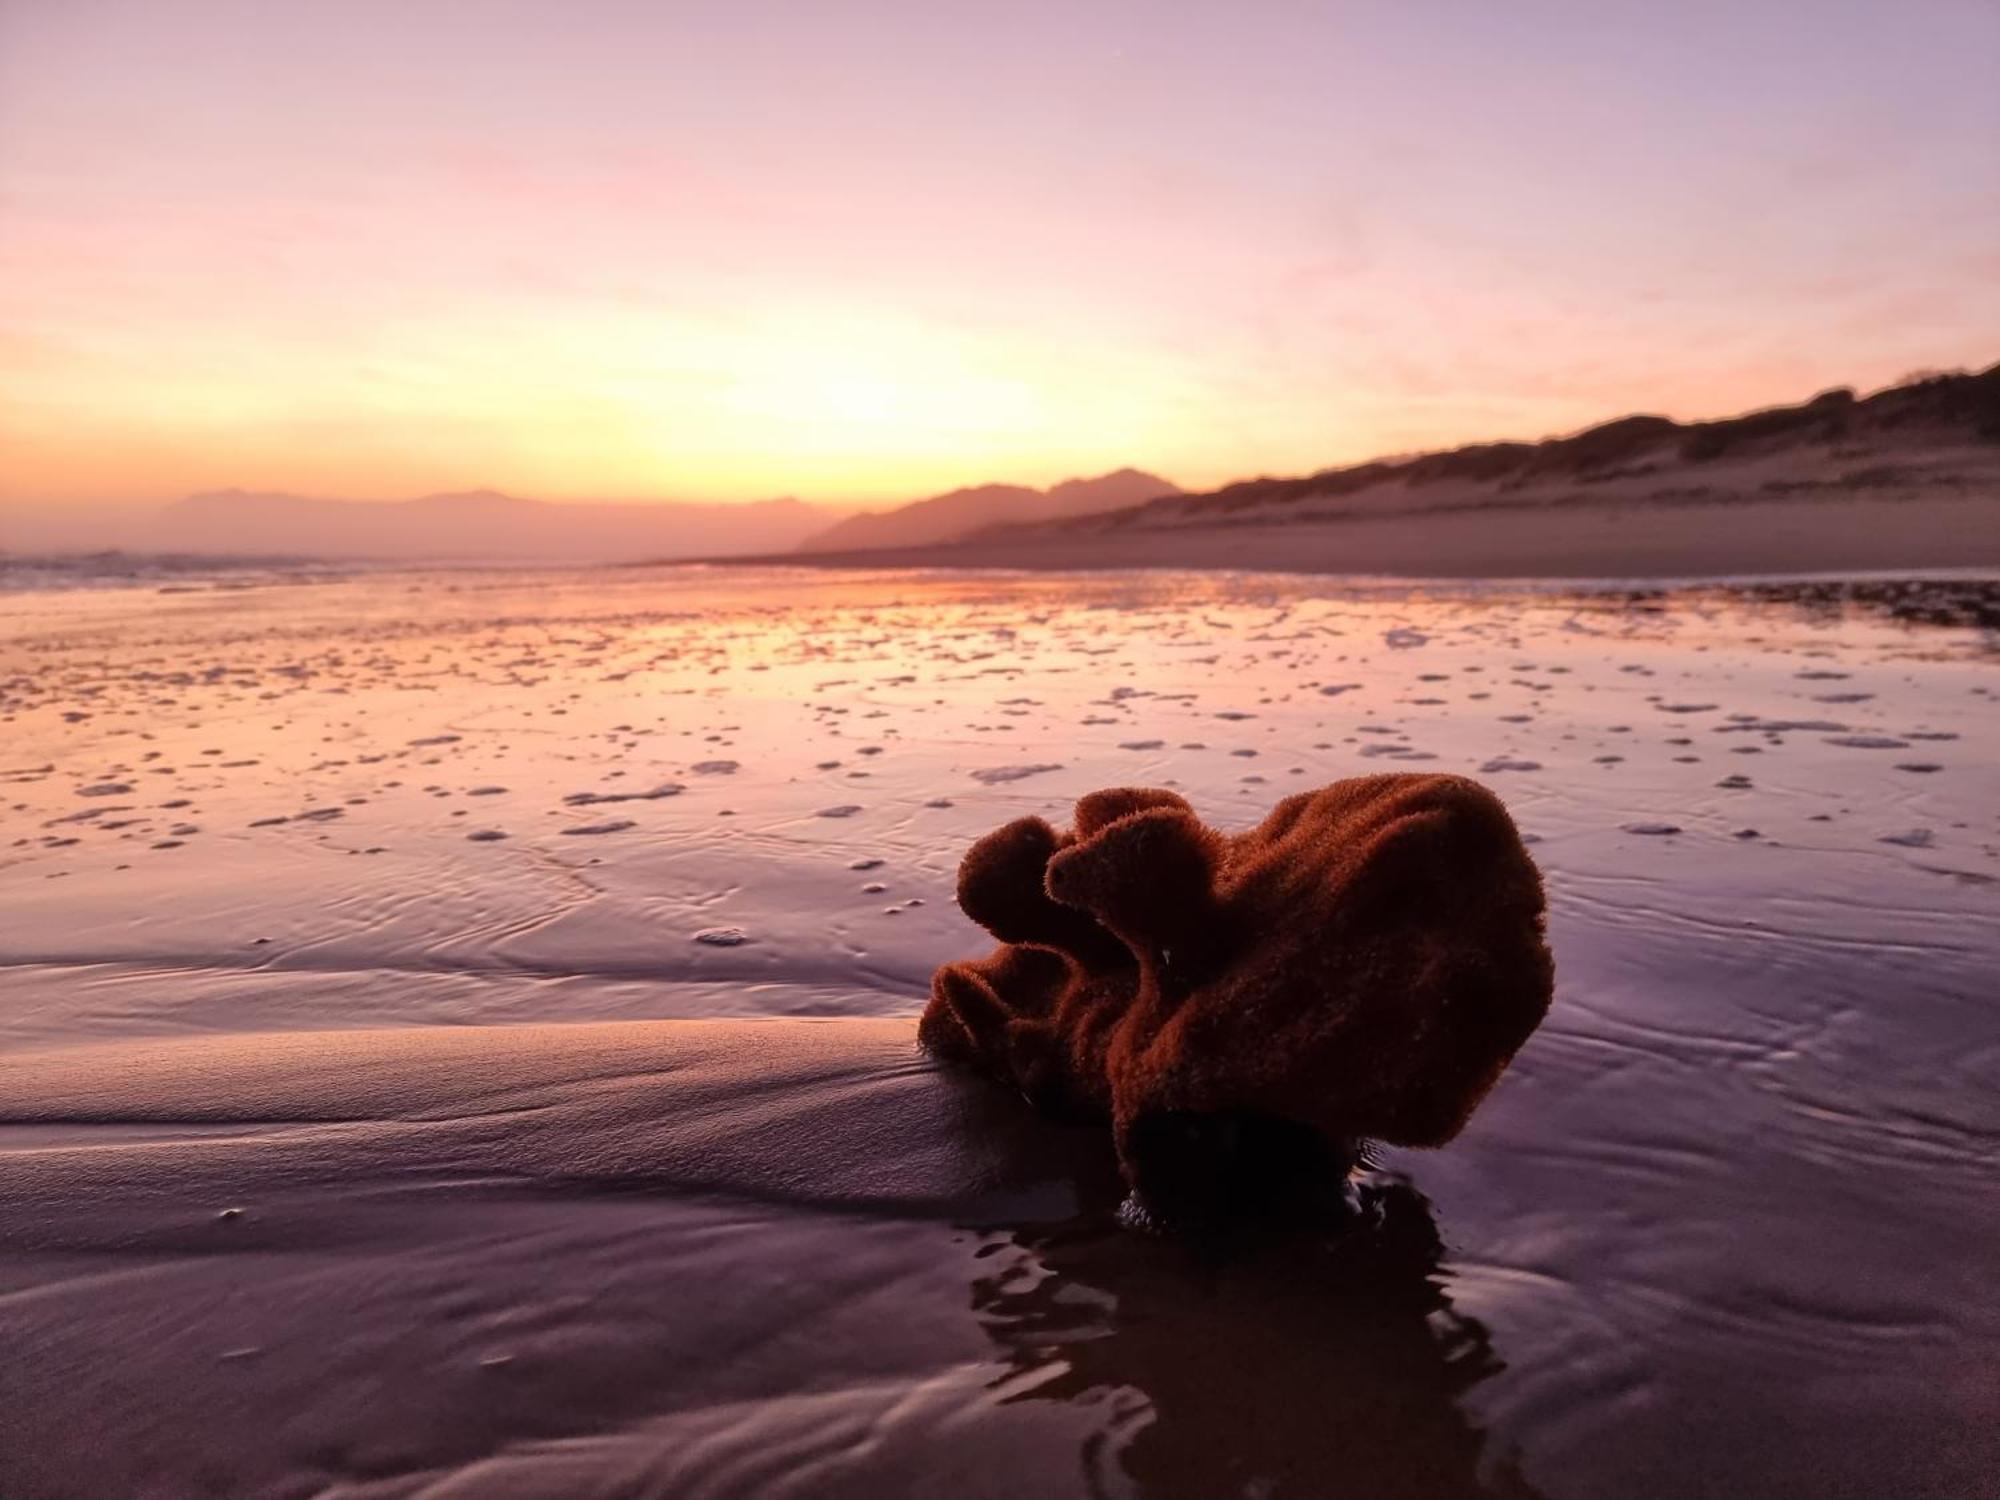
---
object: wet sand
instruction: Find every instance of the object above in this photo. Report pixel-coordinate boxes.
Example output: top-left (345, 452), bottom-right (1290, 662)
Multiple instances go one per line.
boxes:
top-left (3, 563), bottom-right (1997, 1497)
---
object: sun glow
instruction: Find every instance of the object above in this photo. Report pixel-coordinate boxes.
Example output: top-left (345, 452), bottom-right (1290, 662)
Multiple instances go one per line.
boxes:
top-left (3, 1), bottom-right (1991, 511)
top-left (1, 289), bottom-right (1222, 503)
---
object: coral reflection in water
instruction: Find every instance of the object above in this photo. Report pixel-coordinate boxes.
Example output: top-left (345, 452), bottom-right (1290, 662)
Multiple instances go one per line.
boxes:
top-left (973, 1174), bottom-right (1538, 1500)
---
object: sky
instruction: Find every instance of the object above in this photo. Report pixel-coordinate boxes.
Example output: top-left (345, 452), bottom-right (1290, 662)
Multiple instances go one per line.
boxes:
top-left (2, 0), bottom-right (1996, 509)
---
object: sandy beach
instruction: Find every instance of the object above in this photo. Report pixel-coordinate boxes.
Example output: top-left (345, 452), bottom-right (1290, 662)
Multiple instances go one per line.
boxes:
top-left (3, 562), bottom-right (1996, 1497)
top-left (8, 1), bottom-right (1996, 1492)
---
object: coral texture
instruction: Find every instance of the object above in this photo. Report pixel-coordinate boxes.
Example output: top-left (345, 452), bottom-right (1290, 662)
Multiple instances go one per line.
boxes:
top-left (920, 774), bottom-right (1553, 1219)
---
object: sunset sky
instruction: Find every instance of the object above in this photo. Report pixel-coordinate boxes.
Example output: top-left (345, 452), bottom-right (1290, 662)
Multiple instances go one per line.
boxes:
top-left (3, 0), bottom-right (1996, 509)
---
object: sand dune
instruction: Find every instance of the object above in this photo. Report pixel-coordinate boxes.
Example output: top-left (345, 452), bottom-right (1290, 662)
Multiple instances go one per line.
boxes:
top-left (747, 368), bottom-right (2000, 578)
top-left (767, 491), bottom-right (2000, 578)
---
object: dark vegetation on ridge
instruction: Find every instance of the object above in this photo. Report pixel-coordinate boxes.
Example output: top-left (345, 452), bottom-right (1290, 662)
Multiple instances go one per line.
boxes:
top-left (999, 362), bottom-right (2000, 536)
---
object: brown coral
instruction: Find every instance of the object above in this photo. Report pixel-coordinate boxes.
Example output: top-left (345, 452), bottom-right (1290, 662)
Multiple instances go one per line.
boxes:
top-left (920, 774), bottom-right (1553, 1222)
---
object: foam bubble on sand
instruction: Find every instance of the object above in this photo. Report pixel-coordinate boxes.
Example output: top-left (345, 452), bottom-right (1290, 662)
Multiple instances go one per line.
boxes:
top-left (1716, 718), bottom-right (1849, 734)
top-left (563, 783), bottom-right (685, 805)
top-left (1880, 829), bottom-right (1936, 848)
top-left (969, 764), bottom-right (1063, 784)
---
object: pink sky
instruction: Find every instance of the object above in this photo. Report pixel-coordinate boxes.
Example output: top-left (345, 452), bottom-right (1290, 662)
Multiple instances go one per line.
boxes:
top-left (2, 0), bottom-right (1996, 507)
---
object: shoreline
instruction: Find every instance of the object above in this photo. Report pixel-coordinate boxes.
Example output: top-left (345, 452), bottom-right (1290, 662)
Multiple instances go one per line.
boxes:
top-left (10, 495), bottom-right (1998, 590)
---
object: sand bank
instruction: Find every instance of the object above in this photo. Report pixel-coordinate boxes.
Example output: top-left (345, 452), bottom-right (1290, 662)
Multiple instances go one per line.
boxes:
top-left (0, 1020), bottom-right (1130, 1498)
top-left (6, 1010), bottom-right (1996, 1500)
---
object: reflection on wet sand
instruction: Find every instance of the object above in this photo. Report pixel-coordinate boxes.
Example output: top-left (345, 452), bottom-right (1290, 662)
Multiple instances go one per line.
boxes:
top-left (2, 562), bottom-right (1994, 1497)
top-left (975, 1175), bottom-right (1538, 1500)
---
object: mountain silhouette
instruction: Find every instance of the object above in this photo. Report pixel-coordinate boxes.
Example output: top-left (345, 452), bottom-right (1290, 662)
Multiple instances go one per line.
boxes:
top-left (796, 467), bottom-right (1180, 552)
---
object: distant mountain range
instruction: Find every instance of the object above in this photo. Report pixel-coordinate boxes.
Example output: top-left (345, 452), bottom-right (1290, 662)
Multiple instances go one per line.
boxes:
top-left (793, 468), bottom-right (1181, 552)
top-left (2, 469), bottom-right (1183, 562)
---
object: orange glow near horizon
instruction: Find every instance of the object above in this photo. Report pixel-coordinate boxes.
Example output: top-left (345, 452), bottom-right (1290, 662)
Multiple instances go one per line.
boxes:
top-left (3, 300), bottom-right (1230, 505)
top-left (2, 1), bottom-right (1996, 511)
